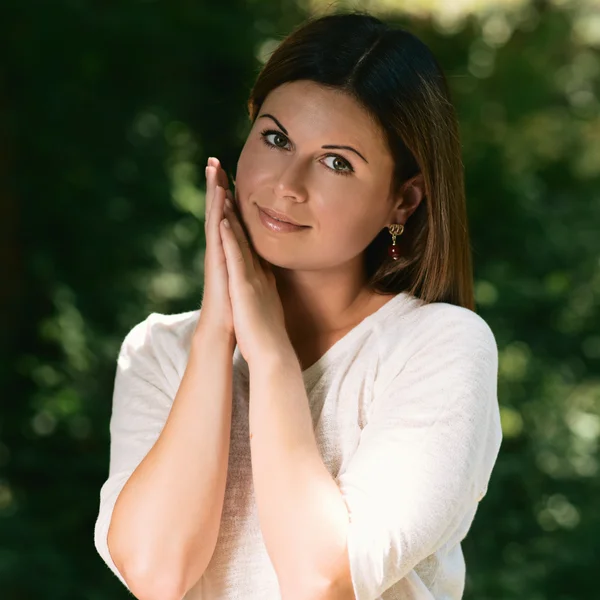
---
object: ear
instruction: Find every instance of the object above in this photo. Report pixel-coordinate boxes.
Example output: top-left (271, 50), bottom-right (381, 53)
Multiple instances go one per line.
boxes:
top-left (389, 172), bottom-right (425, 225)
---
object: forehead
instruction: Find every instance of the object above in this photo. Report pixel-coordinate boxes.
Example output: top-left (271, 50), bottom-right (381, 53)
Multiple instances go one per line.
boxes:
top-left (259, 80), bottom-right (389, 156)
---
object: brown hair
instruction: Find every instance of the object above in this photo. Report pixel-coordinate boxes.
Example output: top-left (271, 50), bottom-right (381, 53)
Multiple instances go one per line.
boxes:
top-left (246, 11), bottom-right (475, 311)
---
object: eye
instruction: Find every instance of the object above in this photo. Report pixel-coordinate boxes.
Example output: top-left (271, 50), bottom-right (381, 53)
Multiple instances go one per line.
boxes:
top-left (260, 129), bottom-right (291, 150)
top-left (260, 128), bottom-right (354, 177)
top-left (321, 155), bottom-right (354, 176)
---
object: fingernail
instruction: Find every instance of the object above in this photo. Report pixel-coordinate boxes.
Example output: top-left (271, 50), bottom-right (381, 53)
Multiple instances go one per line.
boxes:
top-left (225, 199), bottom-right (233, 209)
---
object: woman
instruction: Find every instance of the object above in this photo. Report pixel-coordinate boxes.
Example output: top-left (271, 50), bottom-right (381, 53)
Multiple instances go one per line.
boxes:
top-left (94, 11), bottom-right (503, 600)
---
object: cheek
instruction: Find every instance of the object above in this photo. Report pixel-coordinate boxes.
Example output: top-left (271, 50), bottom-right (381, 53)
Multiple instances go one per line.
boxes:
top-left (235, 145), bottom-right (255, 211)
top-left (236, 141), bottom-right (270, 199)
top-left (235, 144), bottom-right (252, 189)
top-left (317, 199), bottom-right (382, 253)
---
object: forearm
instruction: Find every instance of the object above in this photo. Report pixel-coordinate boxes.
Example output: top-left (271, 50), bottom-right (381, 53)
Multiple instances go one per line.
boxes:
top-left (108, 322), bottom-right (235, 598)
top-left (248, 350), bottom-right (351, 598)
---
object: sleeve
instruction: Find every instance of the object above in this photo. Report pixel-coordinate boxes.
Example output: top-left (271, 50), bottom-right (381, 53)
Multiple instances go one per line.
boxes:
top-left (335, 311), bottom-right (503, 600)
top-left (94, 314), bottom-right (175, 591)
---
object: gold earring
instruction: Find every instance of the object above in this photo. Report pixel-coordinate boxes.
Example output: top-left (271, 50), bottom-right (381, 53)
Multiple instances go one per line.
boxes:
top-left (387, 223), bottom-right (404, 261)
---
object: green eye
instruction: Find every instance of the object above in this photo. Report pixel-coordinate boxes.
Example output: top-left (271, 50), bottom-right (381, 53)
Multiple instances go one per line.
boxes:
top-left (260, 129), bottom-right (290, 150)
top-left (323, 155), bottom-right (353, 174)
top-left (259, 129), bottom-right (354, 177)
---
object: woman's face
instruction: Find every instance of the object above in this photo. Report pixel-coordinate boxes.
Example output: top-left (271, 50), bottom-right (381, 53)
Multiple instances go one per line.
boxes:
top-left (235, 80), bottom-right (397, 271)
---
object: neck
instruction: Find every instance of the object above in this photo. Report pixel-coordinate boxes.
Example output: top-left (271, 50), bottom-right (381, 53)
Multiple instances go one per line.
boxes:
top-left (272, 261), bottom-right (374, 342)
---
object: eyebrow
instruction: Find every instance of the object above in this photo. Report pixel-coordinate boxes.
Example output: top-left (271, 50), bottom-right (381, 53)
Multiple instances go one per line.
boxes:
top-left (257, 113), bottom-right (369, 164)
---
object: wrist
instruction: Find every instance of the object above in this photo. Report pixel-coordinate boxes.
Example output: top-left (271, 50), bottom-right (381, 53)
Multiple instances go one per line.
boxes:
top-left (192, 320), bottom-right (236, 350)
top-left (247, 339), bottom-right (298, 374)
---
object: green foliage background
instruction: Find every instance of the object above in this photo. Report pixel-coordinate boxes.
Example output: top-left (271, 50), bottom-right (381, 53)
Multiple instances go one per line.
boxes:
top-left (1, 1), bottom-right (598, 598)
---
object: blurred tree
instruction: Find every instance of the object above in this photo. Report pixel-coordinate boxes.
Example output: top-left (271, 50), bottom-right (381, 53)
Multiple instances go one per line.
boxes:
top-left (0, 0), bottom-right (305, 598)
top-left (360, 3), bottom-right (600, 599)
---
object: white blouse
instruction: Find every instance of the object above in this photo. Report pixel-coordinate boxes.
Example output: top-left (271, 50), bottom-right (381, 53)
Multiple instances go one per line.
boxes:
top-left (94, 291), bottom-right (503, 599)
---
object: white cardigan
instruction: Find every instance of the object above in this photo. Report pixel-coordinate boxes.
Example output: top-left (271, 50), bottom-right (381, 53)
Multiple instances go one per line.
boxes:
top-left (94, 291), bottom-right (503, 599)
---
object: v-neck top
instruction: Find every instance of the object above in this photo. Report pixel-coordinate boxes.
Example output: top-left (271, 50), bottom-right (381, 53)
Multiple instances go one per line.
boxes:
top-left (238, 291), bottom-right (413, 385)
top-left (94, 291), bottom-right (503, 599)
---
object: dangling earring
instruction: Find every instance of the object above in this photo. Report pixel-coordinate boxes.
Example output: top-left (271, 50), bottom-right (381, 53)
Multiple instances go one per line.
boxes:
top-left (387, 223), bottom-right (404, 261)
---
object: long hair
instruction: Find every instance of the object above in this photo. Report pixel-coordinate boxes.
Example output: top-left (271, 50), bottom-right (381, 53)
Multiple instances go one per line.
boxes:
top-left (246, 11), bottom-right (475, 311)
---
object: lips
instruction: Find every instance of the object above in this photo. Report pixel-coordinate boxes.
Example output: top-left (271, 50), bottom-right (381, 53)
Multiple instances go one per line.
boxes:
top-left (257, 205), bottom-right (307, 227)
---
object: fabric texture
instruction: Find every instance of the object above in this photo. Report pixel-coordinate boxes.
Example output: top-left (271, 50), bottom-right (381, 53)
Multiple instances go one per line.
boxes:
top-left (94, 291), bottom-right (503, 599)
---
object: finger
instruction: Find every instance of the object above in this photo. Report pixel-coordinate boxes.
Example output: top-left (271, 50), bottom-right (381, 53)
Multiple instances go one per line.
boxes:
top-left (208, 156), bottom-right (230, 192)
top-left (207, 157), bottom-right (222, 209)
top-left (220, 218), bottom-right (248, 283)
top-left (218, 164), bottom-right (230, 192)
top-left (223, 189), bottom-right (246, 229)
top-left (212, 185), bottom-right (227, 233)
top-left (204, 165), bottom-right (211, 228)
top-left (224, 200), bottom-right (261, 272)
top-left (223, 200), bottom-right (249, 248)
top-left (206, 164), bottom-right (226, 229)
top-left (205, 165), bottom-right (216, 230)
top-left (210, 185), bottom-right (228, 265)
top-left (207, 158), bottom-right (234, 220)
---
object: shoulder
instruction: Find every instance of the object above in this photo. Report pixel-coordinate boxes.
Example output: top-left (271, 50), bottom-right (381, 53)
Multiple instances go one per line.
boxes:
top-left (118, 308), bottom-right (201, 369)
top-left (408, 303), bottom-right (499, 381)
top-left (381, 294), bottom-right (497, 355)
top-left (375, 299), bottom-right (498, 397)
top-left (412, 301), bottom-right (497, 351)
top-left (403, 304), bottom-right (499, 400)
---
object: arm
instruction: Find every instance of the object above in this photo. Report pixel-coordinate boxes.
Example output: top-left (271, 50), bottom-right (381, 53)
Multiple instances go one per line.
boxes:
top-left (332, 311), bottom-right (503, 599)
top-left (95, 315), bottom-right (235, 600)
top-left (248, 310), bottom-right (503, 600)
top-left (248, 347), bottom-right (352, 600)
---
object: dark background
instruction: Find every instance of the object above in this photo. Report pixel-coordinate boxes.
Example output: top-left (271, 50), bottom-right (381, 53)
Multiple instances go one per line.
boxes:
top-left (1, 1), bottom-right (599, 598)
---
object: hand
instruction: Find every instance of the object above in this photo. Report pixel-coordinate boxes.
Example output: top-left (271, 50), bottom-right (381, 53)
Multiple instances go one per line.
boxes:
top-left (196, 157), bottom-right (236, 340)
top-left (219, 194), bottom-right (291, 369)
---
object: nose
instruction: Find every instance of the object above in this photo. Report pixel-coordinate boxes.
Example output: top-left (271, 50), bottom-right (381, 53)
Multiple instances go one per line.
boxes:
top-left (274, 157), bottom-right (309, 202)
